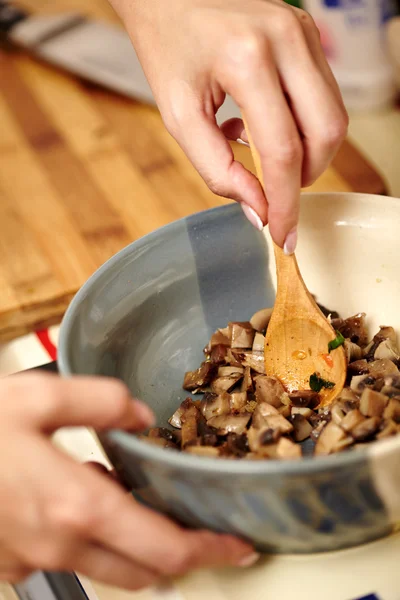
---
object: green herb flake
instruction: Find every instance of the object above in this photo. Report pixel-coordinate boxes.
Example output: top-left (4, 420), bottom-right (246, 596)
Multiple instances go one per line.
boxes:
top-left (309, 372), bottom-right (335, 393)
top-left (328, 331), bottom-right (345, 353)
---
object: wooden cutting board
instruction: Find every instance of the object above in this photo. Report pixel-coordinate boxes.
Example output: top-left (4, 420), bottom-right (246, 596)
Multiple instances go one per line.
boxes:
top-left (0, 0), bottom-right (387, 342)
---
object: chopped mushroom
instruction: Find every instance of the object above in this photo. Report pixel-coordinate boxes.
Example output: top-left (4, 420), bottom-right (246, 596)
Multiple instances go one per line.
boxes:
top-left (200, 392), bottom-right (230, 420)
top-left (183, 362), bottom-right (216, 391)
top-left (144, 308), bottom-right (400, 460)
top-left (290, 414), bottom-right (313, 442)
top-left (255, 376), bottom-right (285, 407)
top-left (252, 332), bottom-right (265, 352)
top-left (359, 388), bottom-right (388, 417)
top-left (315, 422), bottom-right (346, 456)
top-left (207, 413), bottom-right (251, 435)
top-left (250, 307), bottom-right (273, 332)
top-left (229, 322), bottom-right (255, 349)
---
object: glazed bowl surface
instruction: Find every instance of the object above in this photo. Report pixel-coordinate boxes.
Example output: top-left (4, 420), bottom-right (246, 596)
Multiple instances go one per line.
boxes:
top-left (58, 192), bottom-right (400, 553)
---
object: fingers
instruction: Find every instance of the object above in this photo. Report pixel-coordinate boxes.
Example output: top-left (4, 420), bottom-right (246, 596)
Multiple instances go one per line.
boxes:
top-left (163, 101), bottom-right (268, 228)
top-left (270, 8), bottom-right (348, 187)
top-left (5, 374), bottom-right (154, 433)
top-left (75, 544), bottom-right (157, 591)
top-left (218, 34), bottom-right (302, 248)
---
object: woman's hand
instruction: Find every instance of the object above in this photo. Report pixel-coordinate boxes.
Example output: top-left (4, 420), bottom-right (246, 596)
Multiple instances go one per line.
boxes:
top-left (0, 374), bottom-right (256, 589)
top-left (110, 0), bottom-right (348, 253)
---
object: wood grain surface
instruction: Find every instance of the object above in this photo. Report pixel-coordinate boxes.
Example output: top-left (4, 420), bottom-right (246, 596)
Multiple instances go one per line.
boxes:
top-left (0, 0), bottom-right (387, 341)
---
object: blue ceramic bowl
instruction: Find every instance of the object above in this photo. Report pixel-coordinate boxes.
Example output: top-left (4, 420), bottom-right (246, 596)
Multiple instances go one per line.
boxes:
top-left (58, 193), bottom-right (400, 553)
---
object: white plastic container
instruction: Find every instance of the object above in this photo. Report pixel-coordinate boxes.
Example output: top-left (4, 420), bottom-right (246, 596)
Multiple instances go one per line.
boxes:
top-left (303, 0), bottom-right (398, 112)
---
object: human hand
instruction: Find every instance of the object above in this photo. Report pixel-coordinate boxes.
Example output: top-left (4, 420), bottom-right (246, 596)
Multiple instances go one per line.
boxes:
top-left (110, 0), bottom-right (348, 253)
top-left (0, 374), bottom-right (256, 589)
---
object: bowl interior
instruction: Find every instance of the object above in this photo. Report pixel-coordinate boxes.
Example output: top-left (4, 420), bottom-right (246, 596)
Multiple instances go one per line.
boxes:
top-left (59, 193), bottom-right (400, 428)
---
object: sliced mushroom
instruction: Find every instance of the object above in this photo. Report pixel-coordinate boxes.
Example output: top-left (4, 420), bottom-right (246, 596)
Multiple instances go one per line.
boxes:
top-left (377, 419), bottom-right (398, 439)
top-left (240, 351), bottom-right (266, 374)
top-left (340, 409), bottom-right (366, 434)
top-left (276, 437), bottom-right (302, 459)
top-left (252, 331), bottom-right (265, 353)
top-left (247, 425), bottom-right (281, 454)
top-left (383, 398), bottom-right (400, 423)
top-left (374, 339), bottom-right (400, 361)
top-left (207, 413), bottom-right (251, 435)
top-left (252, 401), bottom-right (279, 428)
top-left (369, 359), bottom-right (399, 378)
top-left (332, 435), bottom-right (354, 452)
top-left (311, 420), bottom-right (327, 442)
top-left (141, 435), bottom-right (178, 450)
top-left (359, 388), bottom-right (388, 417)
top-left (250, 307), bottom-right (273, 332)
top-left (255, 376), bottom-right (286, 408)
top-left (200, 391), bottom-right (231, 420)
top-left (218, 365), bottom-right (244, 377)
top-left (332, 313), bottom-right (368, 346)
top-left (209, 344), bottom-right (228, 365)
top-left (263, 414), bottom-right (294, 435)
top-left (347, 359), bottom-right (370, 377)
top-left (183, 362), bottom-right (216, 391)
top-left (169, 398), bottom-right (193, 429)
top-left (148, 427), bottom-right (180, 446)
top-left (291, 406), bottom-right (314, 418)
top-left (351, 417), bottom-right (380, 441)
top-left (289, 390), bottom-right (320, 409)
top-left (331, 403), bottom-right (345, 425)
top-left (278, 405), bottom-right (291, 418)
top-left (181, 404), bottom-right (200, 448)
top-left (350, 373), bottom-right (377, 393)
top-left (229, 321), bottom-right (255, 349)
top-left (315, 422), bottom-right (346, 456)
top-left (241, 366), bottom-right (253, 393)
top-left (211, 374), bottom-right (243, 394)
top-left (230, 391), bottom-right (248, 412)
top-left (344, 340), bottom-right (363, 363)
top-left (207, 329), bottom-right (231, 351)
top-left (219, 433), bottom-right (249, 458)
top-left (289, 414), bottom-right (313, 442)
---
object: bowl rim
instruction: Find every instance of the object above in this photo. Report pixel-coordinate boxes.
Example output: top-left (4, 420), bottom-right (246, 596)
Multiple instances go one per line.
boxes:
top-left (58, 191), bottom-right (400, 475)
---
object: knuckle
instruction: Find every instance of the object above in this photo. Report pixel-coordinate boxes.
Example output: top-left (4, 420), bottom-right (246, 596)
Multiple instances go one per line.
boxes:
top-left (224, 31), bottom-right (269, 76)
top-left (321, 113), bottom-right (349, 147)
top-left (274, 138), bottom-right (303, 166)
top-left (47, 487), bottom-right (97, 535)
top-left (298, 9), bottom-right (319, 35)
top-left (274, 8), bottom-right (303, 39)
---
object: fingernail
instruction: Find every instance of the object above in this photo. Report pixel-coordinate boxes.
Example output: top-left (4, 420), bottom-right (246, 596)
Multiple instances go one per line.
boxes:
top-left (241, 204), bottom-right (264, 231)
top-left (236, 138), bottom-right (250, 147)
top-left (283, 228), bottom-right (297, 255)
top-left (237, 552), bottom-right (261, 568)
top-left (134, 402), bottom-right (155, 428)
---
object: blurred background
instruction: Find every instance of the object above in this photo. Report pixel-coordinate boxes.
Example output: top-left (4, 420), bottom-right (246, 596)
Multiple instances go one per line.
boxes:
top-left (0, 0), bottom-right (400, 373)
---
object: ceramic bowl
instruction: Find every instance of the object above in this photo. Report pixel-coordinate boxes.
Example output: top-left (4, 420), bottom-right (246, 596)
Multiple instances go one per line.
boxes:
top-left (58, 192), bottom-right (400, 554)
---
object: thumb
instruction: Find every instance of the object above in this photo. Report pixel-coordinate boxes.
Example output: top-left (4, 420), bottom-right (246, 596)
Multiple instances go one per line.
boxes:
top-left (167, 107), bottom-right (268, 229)
top-left (9, 374), bottom-right (154, 433)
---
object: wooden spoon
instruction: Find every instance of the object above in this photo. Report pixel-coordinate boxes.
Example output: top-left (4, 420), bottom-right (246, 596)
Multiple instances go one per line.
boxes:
top-left (243, 120), bottom-right (346, 406)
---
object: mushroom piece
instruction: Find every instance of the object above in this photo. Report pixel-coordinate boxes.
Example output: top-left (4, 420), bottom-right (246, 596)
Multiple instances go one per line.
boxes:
top-left (252, 332), bottom-right (265, 353)
top-left (250, 307), bottom-right (273, 332)
top-left (377, 419), bottom-right (398, 439)
top-left (315, 422), bottom-right (346, 456)
top-left (347, 359), bottom-right (370, 377)
top-left (344, 340), bottom-right (363, 363)
top-left (331, 403), bottom-right (345, 425)
top-left (291, 406), bottom-right (314, 418)
top-left (374, 339), bottom-right (400, 361)
top-left (331, 313), bottom-right (368, 346)
top-left (200, 392), bottom-right (231, 420)
top-left (207, 413), bottom-right (251, 435)
top-left (278, 405), bottom-right (291, 418)
top-left (350, 373), bottom-right (377, 393)
top-left (241, 366), bottom-right (253, 393)
top-left (230, 391), bottom-right (248, 412)
top-left (181, 404), bottom-right (200, 448)
top-left (263, 414), bottom-right (294, 435)
top-left (209, 344), bottom-right (228, 365)
top-left (311, 421), bottom-right (327, 442)
top-left (332, 435), bottom-right (354, 453)
top-left (141, 435), bottom-right (178, 450)
top-left (289, 414), bottom-right (313, 442)
top-left (206, 329), bottom-right (230, 352)
top-left (247, 425), bottom-right (281, 454)
top-left (169, 398), bottom-right (194, 429)
top-left (383, 398), bottom-right (400, 423)
top-left (340, 409), bottom-right (366, 434)
top-left (240, 351), bottom-right (266, 374)
top-left (289, 390), bottom-right (320, 409)
top-left (218, 365), bottom-right (244, 377)
top-left (359, 388), bottom-right (388, 418)
top-left (183, 362), bottom-right (216, 391)
top-left (229, 321), bottom-right (255, 349)
top-left (255, 376), bottom-right (286, 408)
top-left (211, 374), bottom-right (243, 394)
top-left (368, 359), bottom-right (399, 378)
top-left (351, 417), bottom-right (380, 441)
top-left (219, 433), bottom-right (249, 458)
top-left (148, 427), bottom-right (180, 445)
top-left (276, 437), bottom-right (302, 460)
top-left (252, 401), bottom-right (279, 428)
